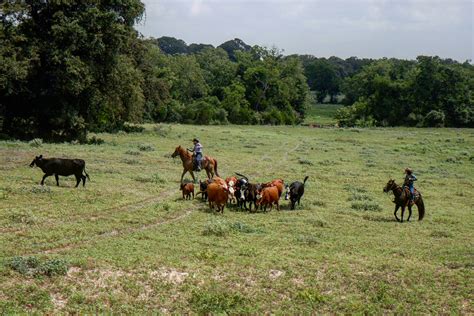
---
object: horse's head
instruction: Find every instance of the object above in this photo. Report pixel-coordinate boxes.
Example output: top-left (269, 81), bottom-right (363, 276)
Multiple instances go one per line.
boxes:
top-left (171, 146), bottom-right (181, 158)
top-left (383, 179), bottom-right (396, 193)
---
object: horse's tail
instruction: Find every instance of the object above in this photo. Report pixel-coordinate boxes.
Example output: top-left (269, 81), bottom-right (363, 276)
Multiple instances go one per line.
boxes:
top-left (213, 159), bottom-right (220, 177)
top-left (417, 196), bottom-right (425, 221)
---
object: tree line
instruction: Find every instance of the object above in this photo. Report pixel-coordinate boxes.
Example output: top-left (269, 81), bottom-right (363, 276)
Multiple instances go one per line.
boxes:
top-left (0, 1), bottom-right (472, 142)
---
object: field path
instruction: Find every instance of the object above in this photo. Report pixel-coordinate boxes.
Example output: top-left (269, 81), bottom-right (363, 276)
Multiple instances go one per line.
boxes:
top-left (22, 188), bottom-right (194, 256)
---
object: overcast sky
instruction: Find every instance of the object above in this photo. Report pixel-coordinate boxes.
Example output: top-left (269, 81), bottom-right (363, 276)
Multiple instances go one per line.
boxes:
top-left (135, 0), bottom-right (473, 61)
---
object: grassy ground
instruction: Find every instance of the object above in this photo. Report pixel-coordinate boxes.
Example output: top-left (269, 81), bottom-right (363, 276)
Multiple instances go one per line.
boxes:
top-left (0, 123), bottom-right (473, 314)
top-left (304, 103), bottom-right (343, 126)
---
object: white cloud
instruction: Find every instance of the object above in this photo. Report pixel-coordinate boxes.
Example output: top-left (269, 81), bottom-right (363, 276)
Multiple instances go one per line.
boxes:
top-left (190, 0), bottom-right (211, 16)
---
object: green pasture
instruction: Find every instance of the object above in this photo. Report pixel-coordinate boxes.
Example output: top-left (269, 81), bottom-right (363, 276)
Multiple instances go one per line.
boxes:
top-left (0, 124), bottom-right (473, 314)
top-left (304, 103), bottom-right (343, 126)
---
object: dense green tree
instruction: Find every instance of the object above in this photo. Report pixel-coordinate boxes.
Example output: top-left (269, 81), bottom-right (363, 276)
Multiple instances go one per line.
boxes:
top-left (305, 59), bottom-right (340, 103)
top-left (0, 0), bottom-right (145, 140)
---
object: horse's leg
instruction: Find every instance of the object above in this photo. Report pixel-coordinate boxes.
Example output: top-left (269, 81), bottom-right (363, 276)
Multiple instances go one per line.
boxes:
top-left (400, 206), bottom-right (405, 222)
top-left (180, 169), bottom-right (187, 183)
top-left (394, 205), bottom-right (400, 222)
top-left (407, 205), bottom-right (412, 222)
top-left (189, 171), bottom-right (196, 183)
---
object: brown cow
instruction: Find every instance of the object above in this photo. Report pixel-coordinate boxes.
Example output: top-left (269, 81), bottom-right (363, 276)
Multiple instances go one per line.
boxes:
top-left (207, 182), bottom-right (228, 213)
top-left (180, 182), bottom-right (194, 200)
top-left (262, 179), bottom-right (285, 198)
top-left (225, 176), bottom-right (238, 205)
top-left (256, 186), bottom-right (280, 212)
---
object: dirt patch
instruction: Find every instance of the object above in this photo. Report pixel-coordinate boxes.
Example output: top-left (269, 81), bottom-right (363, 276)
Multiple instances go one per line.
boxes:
top-left (150, 268), bottom-right (190, 285)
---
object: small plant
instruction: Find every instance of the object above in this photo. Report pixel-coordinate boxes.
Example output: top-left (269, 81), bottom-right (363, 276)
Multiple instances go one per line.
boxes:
top-left (298, 159), bottom-right (314, 166)
top-left (30, 186), bottom-right (51, 194)
top-left (430, 231), bottom-right (452, 238)
top-left (154, 124), bottom-right (171, 137)
top-left (28, 138), bottom-right (43, 147)
top-left (8, 256), bottom-right (68, 277)
top-left (121, 124), bottom-right (145, 133)
top-left (189, 287), bottom-right (250, 314)
top-left (230, 222), bottom-right (262, 234)
top-left (195, 249), bottom-right (218, 261)
top-left (8, 209), bottom-right (37, 225)
top-left (296, 235), bottom-right (320, 245)
top-left (121, 158), bottom-right (140, 165)
top-left (202, 219), bottom-right (230, 237)
top-left (351, 201), bottom-right (382, 211)
top-left (138, 143), bottom-right (155, 152)
top-left (87, 136), bottom-right (105, 145)
top-left (296, 289), bottom-right (327, 305)
top-left (125, 150), bottom-right (141, 156)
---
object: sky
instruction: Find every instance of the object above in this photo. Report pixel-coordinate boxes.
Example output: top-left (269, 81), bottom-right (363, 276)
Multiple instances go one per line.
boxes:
top-left (135, 0), bottom-right (473, 61)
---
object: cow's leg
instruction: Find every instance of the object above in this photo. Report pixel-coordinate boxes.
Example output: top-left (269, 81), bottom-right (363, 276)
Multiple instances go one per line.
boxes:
top-left (82, 175), bottom-right (87, 187)
top-left (54, 174), bottom-right (59, 186)
top-left (276, 201), bottom-right (280, 211)
top-left (74, 175), bottom-right (81, 187)
top-left (394, 205), bottom-right (400, 222)
top-left (192, 191), bottom-right (194, 200)
top-left (41, 173), bottom-right (52, 185)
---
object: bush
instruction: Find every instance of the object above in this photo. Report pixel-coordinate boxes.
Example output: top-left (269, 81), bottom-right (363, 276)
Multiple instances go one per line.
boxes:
top-left (8, 256), bottom-right (68, 277)
top-left (28, 138), bottom-right (43, 147)
top-left (121, 123), bottom-right (145, 133)
top-left (202, 219), bottom-right (231, 237)
top-left (138, 143), bottom-right (155, 151)
top-left (423, 110), bottom-right (445, 127)
top-left (86, 136), bottom-right (105, 145)
top-left (351, 201), bottom-right (382, 211)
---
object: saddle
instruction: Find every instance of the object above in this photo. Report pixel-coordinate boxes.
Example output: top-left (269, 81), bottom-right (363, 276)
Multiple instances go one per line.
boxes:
top-left (402, 187), bottom-right (419, 204)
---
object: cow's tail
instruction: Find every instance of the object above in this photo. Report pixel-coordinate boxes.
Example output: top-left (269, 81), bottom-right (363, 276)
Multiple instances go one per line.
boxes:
top-left (83, 167), bottom-right (91, 182)
top-left (213, 159), bottom-right (220, 177)
top-left (303, 176), bottom-right (309, 184)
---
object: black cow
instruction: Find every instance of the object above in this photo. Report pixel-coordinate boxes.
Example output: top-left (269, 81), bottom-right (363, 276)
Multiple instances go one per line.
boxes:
top-left (235, 172), bottom-right (249, 209)
top-left (30, 155), bottom-right (90, 187)
top-left (243, 182), bottom-right (262, 212)
top-left (285, 176), bottom-right (309, 210)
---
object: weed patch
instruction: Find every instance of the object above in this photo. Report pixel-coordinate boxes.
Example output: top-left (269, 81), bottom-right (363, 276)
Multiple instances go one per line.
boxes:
top-left (189, 287), bottom-right (251, 314)
top-left (8, 256), bottom-right (68, 277)
top-left (121, 158), bottom-right (140, 165)
top-left (8, 209), bottom-right (38, 225)
top-left (296, 288), bottom-right (328, 306)
top-left (430, 231), bottom-right (453, 238)
top-left (296, 235), bottom-right (321, 245)
top-left (230, 222), bottom-right (263, 234)
top-left (134, 173), bottom-right (165, 184)
top-left (351, 201), bottom-right (382, 211)
top-left (298, 158), bottom-right (313, 166)
top-left (202, 219), bottom-right (231, 237)
top-left (138, 144), bottom-right (155, 152)
top-left (29, 138), bottom-right (43, 147)
top-left (125, 150), bottom-right (141, 156)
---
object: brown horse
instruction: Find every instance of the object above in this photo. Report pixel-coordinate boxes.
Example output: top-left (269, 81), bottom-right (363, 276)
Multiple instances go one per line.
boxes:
top-left (171, 145), bottom-right (219, 183)
top-left (383, 179), bottom-right (425, 222)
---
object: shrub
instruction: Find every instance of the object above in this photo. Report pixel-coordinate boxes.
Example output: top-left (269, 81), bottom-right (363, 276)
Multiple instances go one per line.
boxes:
top-left (121, 124), bottom-right (145, 133)
top-left (87, 136), bottom-right (105, 145)
top-left (125, 150), bottom-right (141, 156)
top-left (202, 219), bottom-right (230, 237)
top-left (423, 110), bottom-right (445, 127)
top-left (138, 143), bottom-right (155, 152)
top-left (8, 256), bottom-right (68, 277)
top-left (351, 201), bottom-right (382, 211)
top-left (28, 138), bottom-right (43, 147)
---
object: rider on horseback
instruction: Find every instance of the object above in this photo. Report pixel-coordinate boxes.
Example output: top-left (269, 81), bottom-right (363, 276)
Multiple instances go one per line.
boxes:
top-left (188, 138), bottom-right (203, 171)
top-left (403, 168), bottom-right (417, 203)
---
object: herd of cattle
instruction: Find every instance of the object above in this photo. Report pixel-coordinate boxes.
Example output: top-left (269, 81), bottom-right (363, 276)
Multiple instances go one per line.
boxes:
top-left (181, 173), bottom-right (309, 213)
top-left (28, 155), bottom-right (309, 213)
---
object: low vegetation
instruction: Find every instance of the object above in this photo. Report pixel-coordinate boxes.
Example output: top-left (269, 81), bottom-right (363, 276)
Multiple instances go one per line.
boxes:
top-left (0, 121), bottom-right (472, 314)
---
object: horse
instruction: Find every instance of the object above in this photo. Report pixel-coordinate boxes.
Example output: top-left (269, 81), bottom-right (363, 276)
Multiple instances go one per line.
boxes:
top-left (171, 145), bottom-right (219, 183)
top-left (383, 179), bottom-right (425, 222)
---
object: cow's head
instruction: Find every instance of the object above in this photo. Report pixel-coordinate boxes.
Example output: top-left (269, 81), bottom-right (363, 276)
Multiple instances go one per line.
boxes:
top-left (29, 155), bottom-right (43, 167)
top-left (284, 184), bottom-right (290, 200)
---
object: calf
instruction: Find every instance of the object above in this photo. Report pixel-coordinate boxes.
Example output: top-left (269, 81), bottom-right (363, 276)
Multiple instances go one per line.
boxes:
top-left (243, 183), bottom-right (261, 212)
top-left (262, 179), bottom-right (285, 198)
top-left (256, 186), bottom-right (280, 212)
top-left (30, 155), bottom-right (90, 187)
top-left (197, 179), bottom-right (212, 201)
top-left (180, 182), bottom-right (194, 200)
top-left (207, 182), bottom-right (228, 213)
top-left (226, 178), bottom-right (237, 205)
top-left (235, 173), bottom-right (249, 209)
top-left (285, 176), bottom-right (309, 210)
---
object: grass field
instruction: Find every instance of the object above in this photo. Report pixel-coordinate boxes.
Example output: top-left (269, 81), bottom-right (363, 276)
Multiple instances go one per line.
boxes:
top-left (0, 123), bottom-right (473, 313)
top-left (304, 103), bottom-right (343, 126)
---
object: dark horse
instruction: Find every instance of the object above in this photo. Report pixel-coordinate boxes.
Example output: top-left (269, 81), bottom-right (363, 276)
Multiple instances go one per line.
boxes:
top-left (383, 179), bottom-right (425, 222)
top-left (171, 145), bottom-right (219, 183)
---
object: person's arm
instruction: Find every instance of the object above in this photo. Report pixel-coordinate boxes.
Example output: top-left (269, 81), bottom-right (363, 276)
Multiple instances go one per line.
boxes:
top-left (411, 175), bottom-right (417, 181)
